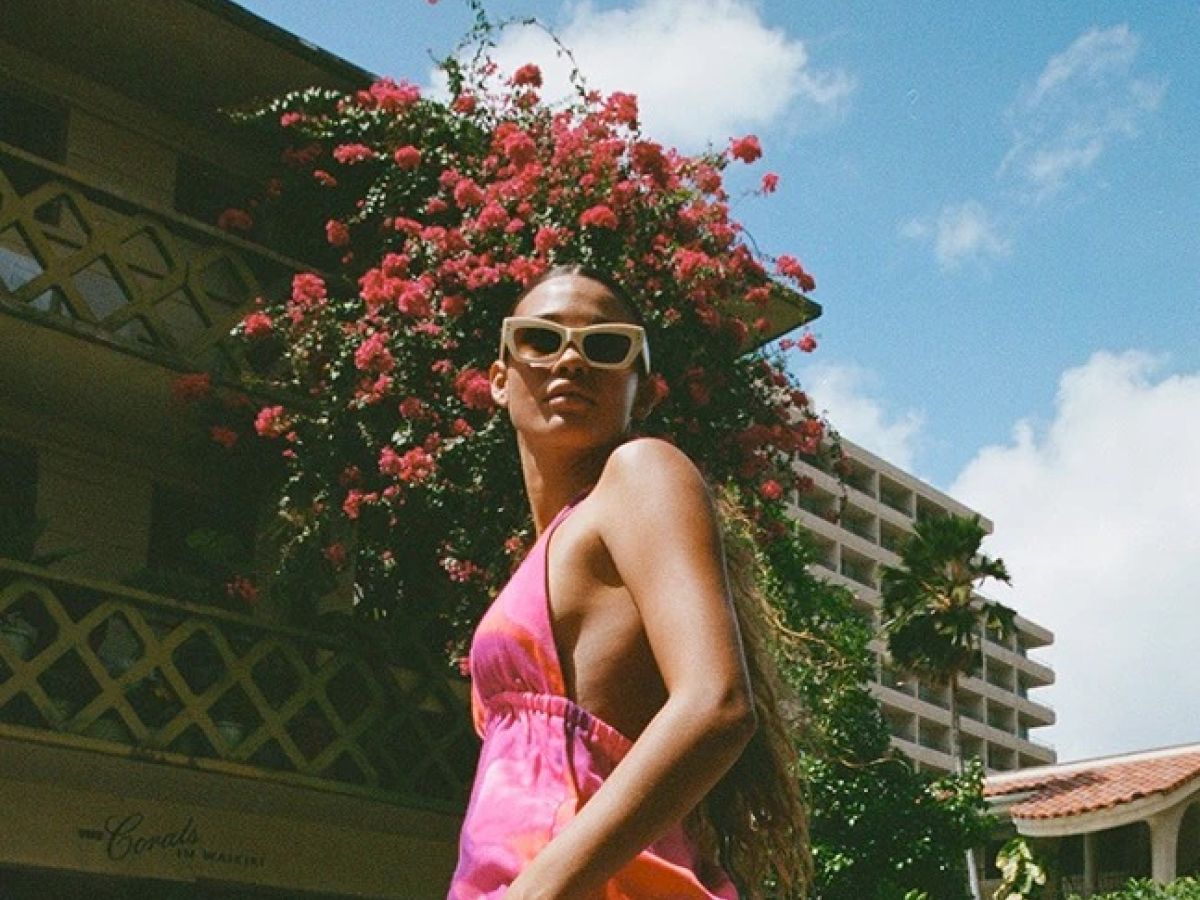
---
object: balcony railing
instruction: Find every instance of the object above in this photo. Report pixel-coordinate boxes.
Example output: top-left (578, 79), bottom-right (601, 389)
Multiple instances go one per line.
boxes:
top-left (0, 140), bottom-right (298, 374)
top-left (0, 559), bottom-right (476, 813)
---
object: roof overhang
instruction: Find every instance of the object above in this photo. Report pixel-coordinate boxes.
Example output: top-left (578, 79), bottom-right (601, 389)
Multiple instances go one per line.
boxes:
top-left (0, 0), bottom-right (369, 122)
top-left (1001, 774), bottom-right (1200, 838)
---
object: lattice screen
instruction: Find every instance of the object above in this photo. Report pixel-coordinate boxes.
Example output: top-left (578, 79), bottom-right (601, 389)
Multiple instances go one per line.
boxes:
top-left (0, 562), bottom-right (477, 810)
top-left (0, 147), bottom-right (290, 372)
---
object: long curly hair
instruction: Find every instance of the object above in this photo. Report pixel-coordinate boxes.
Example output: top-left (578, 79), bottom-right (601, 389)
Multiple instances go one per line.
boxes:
top-left (690, 489), bottom-right (811, 898)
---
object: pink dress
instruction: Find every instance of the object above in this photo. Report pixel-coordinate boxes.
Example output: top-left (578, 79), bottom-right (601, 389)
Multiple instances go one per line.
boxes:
top-left (448, 495), bottom-right (739, 899)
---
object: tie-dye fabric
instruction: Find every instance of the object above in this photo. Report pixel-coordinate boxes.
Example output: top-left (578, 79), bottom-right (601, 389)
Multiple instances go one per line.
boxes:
top-left (449, 496), bottom-right (739, 899)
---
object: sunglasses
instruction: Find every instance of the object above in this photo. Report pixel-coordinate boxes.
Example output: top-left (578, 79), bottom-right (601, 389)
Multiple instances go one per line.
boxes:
top-left (500, 317), bottom-right (651, 372)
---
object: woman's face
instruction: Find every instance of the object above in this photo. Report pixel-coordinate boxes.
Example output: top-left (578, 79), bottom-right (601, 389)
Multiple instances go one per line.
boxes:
top-left (490, 274), bottom-right (650, 453)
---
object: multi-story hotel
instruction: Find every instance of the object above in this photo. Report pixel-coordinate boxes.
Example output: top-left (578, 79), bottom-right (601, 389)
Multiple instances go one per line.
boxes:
top-left (791, 437), bottom-right (1057, 773)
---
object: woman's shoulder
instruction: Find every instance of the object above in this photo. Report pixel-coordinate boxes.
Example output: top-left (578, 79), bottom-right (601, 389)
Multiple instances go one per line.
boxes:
top-left (594, 437), bottom-right (712, 512)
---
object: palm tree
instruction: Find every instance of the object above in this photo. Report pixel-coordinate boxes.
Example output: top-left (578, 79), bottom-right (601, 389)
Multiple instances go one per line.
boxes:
top-left (880, 512), bottom-right (1014, 899)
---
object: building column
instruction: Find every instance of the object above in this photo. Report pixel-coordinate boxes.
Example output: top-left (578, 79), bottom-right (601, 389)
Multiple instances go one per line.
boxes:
top-left (1083, 831), bottom-right (1097, 897)
top-left (1149, 805), bottom-right (1186, 884)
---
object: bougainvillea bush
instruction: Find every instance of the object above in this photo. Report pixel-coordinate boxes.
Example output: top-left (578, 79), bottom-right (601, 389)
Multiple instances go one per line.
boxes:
top-left (189, 32), bottom-right (838, 664)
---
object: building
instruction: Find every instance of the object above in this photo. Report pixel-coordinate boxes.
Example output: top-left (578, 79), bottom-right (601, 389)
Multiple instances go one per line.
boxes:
top-left (791, 437), bottom-right (1057, 773)
top-left (985, 742), bottom-right (1200, 896)
top-left (0, 1), bottom-right (469, 896)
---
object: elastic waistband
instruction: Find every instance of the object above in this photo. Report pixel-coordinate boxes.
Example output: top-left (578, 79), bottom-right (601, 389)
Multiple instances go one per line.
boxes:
top-left (483, 691), bottom-right (634, 760)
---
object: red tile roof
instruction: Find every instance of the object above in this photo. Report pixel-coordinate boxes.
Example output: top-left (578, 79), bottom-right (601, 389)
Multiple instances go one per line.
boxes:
top-left (984, 745), bottom-right (1200, 820)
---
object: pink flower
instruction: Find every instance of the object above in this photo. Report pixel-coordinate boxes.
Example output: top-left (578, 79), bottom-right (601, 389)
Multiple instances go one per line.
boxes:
top-left (534, 226), bottom-right (564, 255)
top-left (776, 255), bottom-right (816, 292)
top-left (217, 208), bottom-right (253, 232)
top-left (798, 332), bottom-right (818, 353)
top-left (441, 294), bottom-right (467, 317)
top-left (171, 372), bottom-right (212, 403)
top-left (333, 143), bottom-right (375, 165)
top-left (323, 543), bottom-right (348, 571)
top-left (279, 111), bottom-right (305, 128)
top-left (631, 141), bottom-right (668, 183)
top-left (225, 576), bottom-right (259, 606)
top-left (356, 77), bottom-right (420, 112)
top-left (381, 252), bottom-right (409, 277)
top-left (393, 145), bottom-right (422, 170)
top-left (605, 92), bottom-right (639, 128)
top-left (454, 368), bottom-right (494, 411)
top-left (379, 445), bottom-right (436, 484)
top-left (210, 425), bottom-right (239, 449)
top-left (647, 373), bottom-right (670, 406)
top-left (500, 130), bottom-right (537, 166)
top-left (759, 479), bottom-right (784, 501)
top-left (325, 219), bottom-right (350, 247)
top-left (475, 202), bottom-right (509, 232)
top-left (399, 396), bottom-right (426, 418)
top-left (511, 63), bottom-right (543, 88)
top-left (241, 311), bottom-right (273, 339)
top-left (452, 93), bottom-right (477, 114)
top-left (254, 405), bottom-right (289, 438)
top-left (441, 556), bottom-right (483, 584)
top-left (313, 169), bottom-right (337, 187)
top-left (579, 205), bottom-right (618, 230)
top-left (342, 489), bottom-right (367, 520)
top-left (292, 273), bottom-right (327, 304)
top-left (729, 135), bottom-right (763, 164)
top-left (354, 332), bottom-right (396, 373)
top-left (396, 279), bottom-right (433, 317)
top-left (761, 172), bottom-right (779, 194)
top-left (453, 179), bottom-right (485, 208)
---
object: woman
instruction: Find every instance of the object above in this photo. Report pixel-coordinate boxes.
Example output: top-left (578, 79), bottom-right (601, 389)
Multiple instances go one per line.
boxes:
top-left (449, 266), bottom-right (807, 899)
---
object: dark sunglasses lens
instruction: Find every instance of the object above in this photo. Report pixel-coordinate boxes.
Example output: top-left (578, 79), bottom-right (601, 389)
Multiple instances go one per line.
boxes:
top-left (512, 325), bottom-right (564, 359)
top-left (583, 332), bottom-right (634, 364)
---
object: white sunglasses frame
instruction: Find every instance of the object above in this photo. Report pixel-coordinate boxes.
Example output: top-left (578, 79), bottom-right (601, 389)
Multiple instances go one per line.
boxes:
top-left (499, 316), bottom-right (651, 372)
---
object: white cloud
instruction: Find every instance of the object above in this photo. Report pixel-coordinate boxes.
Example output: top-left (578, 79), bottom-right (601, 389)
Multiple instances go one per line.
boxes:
top-left (462, 0), bottom-right (854, 149)
top-left (902, 25), bottom-right (1164, 269)
top-left (1001, 24), bottom-right (1166, 201)
top-left (803, 363), bottom-right (925, 471)
top-left (901, 200), bottom-right (1011, 270)
top-left (950, 351), bottom-right (1200, 760)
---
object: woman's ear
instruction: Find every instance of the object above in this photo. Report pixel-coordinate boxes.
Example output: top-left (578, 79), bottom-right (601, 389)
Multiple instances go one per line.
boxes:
top-left (632, 373), bottom-right (662, 422)
top-left (489, 359), bottom-right (509, 408)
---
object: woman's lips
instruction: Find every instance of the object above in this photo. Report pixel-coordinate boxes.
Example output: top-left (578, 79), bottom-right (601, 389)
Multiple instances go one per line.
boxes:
top-left (545, 383), bottom-right (593, 406)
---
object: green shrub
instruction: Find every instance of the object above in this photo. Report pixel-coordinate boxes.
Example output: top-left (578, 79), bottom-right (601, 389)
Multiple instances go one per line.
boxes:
top-left (1068, 877), bottom-right (1200, 900)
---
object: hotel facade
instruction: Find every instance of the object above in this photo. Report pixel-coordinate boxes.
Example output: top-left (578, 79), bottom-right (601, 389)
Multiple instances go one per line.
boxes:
top-left (792, 437), bottom-right (1057, 774)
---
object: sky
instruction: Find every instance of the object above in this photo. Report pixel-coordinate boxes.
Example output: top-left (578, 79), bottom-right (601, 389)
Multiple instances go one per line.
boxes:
top-left (233, 0), bottom-right (1200, 763)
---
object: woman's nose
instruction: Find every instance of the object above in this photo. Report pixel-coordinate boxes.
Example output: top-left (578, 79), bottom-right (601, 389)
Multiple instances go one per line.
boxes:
top-left (551, 339), bottom-right (588, 372)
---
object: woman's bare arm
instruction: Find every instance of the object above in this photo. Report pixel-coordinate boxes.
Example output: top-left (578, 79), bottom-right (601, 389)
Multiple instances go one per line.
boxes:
top-left (505, 437), bottom-right (756, 900)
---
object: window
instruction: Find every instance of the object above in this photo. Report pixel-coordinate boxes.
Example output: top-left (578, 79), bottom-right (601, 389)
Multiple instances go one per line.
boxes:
top-left (0, 441), bottom-right (38, 559)
top-left (0, 88), bottom-right (67, 162)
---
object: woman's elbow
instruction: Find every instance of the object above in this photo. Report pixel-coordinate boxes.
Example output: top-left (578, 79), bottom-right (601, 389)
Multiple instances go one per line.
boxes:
top-left (699, 687), bottom-right (758, 749)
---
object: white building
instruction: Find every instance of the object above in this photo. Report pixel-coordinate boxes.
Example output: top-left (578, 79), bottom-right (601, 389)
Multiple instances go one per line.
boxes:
top-left (792, 437), bottom-right (1057, 773)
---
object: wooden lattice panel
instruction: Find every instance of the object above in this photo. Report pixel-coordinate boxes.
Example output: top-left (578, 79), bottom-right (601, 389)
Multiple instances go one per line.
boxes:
top-left (0, 561), bottom-right (476, 811)
top-left (0, 149), bottom-right (288, 371)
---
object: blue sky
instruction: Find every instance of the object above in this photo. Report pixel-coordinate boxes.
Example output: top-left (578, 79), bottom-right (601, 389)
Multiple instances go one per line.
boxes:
top-left (234, 1), bottom-right (1199, 762)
